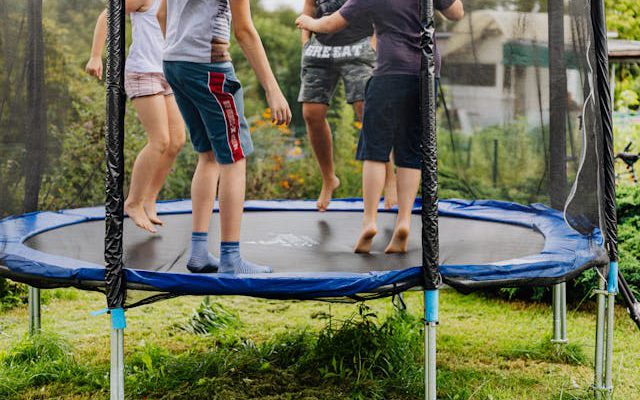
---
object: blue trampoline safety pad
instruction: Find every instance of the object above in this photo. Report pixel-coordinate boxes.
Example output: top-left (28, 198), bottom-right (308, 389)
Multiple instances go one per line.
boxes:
top-left (0, 199), bottom-right (606, 299)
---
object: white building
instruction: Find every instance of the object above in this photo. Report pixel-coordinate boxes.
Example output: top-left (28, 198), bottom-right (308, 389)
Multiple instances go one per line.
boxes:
top-left (438, 11), bottom-right (585, 133)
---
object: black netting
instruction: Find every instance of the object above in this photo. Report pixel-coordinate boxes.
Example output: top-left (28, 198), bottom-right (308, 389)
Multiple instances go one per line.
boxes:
top-left (436, 0), bottom-right (607, 242)
top-left (0, 0), bottom-right (613, 301)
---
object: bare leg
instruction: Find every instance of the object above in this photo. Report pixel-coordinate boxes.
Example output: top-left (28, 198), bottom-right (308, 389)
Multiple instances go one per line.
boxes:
top-left (142, 96), bottom-right (186, 225)
top-left (125, 95), bottom-right (173, 233)
top-left (218, 158), bottom-right (246, 242)
top-left (303, 102), bottom-right (341, 212)
top-left (192, 151), bottom-right (220, 233)
top-left (355, 161), bottom-right (386, 253)
top-left (353, 101), bottom-right (397, 209)
top-left (384, 155), bottom-right (398, 209)
top-left (142, 95), bottom-right (186, 225)
top-left (385, 167), bottom-right (421, 253)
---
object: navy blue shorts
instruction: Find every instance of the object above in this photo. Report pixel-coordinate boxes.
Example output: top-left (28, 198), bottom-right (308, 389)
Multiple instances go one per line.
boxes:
top-left (163, 61), bottom-right (253, 164)
top-left (357, 75), bottom-right (439, 170)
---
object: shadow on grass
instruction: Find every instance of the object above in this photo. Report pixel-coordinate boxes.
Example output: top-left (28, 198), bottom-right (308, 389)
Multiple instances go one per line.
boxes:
top-left (499, 336), bottom-right (588, 365)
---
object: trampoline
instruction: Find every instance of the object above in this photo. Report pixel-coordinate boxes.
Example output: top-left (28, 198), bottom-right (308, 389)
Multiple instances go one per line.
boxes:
top-left (0, 199), bottom-right (606, 299)
top-left (0, 0), bottom-right (633, 398)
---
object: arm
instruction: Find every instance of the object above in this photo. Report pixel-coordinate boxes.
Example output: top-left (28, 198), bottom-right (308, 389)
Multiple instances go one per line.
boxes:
top-left (295, 12), bottom-right (348, 34)
top-left (230, 0), bottom-right (291, 126)
top-left (85, 10), bottom-right (107, 79)
top-left (157, 0), bottom-right (167, 37)
top-left (85, 0), bottom-right (150, 80)
top-left (439, 0), bottom-right (464, 21)
top-left (300, 0), bottom-right (315, 45)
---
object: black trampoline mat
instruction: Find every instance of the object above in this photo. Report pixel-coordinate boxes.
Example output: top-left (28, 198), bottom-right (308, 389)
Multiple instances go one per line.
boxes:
top-left (25, 212), bottom-right (545, 273)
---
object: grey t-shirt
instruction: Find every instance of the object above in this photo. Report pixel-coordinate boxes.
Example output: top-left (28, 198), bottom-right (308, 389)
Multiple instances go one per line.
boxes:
top-left (163, 0), bottom-right (232, 63)
top-left (340, 0), bottom-right (455, 76)
top-left (314, 0), bottom-right (373, 46)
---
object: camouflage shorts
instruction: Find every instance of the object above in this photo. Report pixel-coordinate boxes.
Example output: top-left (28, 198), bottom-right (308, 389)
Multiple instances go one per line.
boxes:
top-left (298, 36), bottom-right (375, 105)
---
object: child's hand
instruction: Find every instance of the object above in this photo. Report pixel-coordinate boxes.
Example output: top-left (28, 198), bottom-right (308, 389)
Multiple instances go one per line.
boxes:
top-left (85, 56), bottom-right (103, 80)
top-left (266, 89), bottom-right (292, 126)
top-left (295, 15), bottom-right (316, 31)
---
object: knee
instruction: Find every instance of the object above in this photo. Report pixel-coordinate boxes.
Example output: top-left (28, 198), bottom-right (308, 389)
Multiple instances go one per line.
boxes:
top-left (303, 107), bottom-right (327, 128)
top-left (168, 134), bottom-right (186, 157)
top-left (149, 134), bottom-right (171, 155)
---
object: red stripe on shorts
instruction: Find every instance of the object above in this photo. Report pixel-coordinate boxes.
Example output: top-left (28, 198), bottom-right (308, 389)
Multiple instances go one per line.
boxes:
top-left (208, 72), bottom-right (245, 162)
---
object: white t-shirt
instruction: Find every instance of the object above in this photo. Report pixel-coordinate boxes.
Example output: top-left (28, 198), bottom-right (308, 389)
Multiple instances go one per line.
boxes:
top-left (163, 0), bottom-right (232, 63)
top-left (126, 0), bottom-right (165, 73)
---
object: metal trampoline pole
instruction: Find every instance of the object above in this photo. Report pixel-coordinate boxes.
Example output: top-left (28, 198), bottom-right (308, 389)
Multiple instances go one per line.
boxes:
top-left (28, 287), bottom-right (41, 335)
top-left (425, 290), bottom-right (438, 400)
top-left (552, 283), bottom-right (568, 343)
top-left (560, 282), bottom-right (567, 341)
top-left (110, 327), bottom-right (125, 400)
top-left (604, 261), bottom-right (618, 397)
top-left (594, 275), bottom-right (606, 397)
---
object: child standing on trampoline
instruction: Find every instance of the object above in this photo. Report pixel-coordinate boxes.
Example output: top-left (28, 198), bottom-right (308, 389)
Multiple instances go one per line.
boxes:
top-left (158, 0), bottom-right (291, 274)
top-left (86, 0), bottom-right (186, 234)
top-left (296, 0), bottom-right (463, 254)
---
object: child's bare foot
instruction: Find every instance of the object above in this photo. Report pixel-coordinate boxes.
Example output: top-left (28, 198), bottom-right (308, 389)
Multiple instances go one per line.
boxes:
top-left (317, 176), bottom-right (341, 212)
top-left (125, 201), bottom-right (157, 233)
top-left (354, 224), bottom-right (378, 253)
top-left (385, 225), bottom-right (410, 253)
top-left (144, 202), bottom-right (164, 226)
top-left (384, 183), bottom-right (398, 210)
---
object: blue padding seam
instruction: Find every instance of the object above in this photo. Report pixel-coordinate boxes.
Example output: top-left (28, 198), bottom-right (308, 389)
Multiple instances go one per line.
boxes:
top-left (0, 199), bottom-right (605, 298)
top-left (425, 290), bottom-right (439, 322)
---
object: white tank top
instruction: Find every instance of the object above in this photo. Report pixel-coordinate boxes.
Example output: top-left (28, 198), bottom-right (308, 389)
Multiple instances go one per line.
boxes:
top-left (126, 0), bottom-right (165, 73)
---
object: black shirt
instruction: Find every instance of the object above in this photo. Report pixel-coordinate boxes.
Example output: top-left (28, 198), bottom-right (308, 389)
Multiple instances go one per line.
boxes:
top-left (314, 0), bottom-right (374, 46)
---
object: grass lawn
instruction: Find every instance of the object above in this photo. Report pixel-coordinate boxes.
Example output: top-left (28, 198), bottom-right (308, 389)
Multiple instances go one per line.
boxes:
top-left (0, 288), bottom-right (639, 399)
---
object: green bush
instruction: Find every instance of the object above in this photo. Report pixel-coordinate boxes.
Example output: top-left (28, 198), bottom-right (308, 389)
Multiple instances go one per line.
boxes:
top-left (0, 279), bottom-right (26, 311)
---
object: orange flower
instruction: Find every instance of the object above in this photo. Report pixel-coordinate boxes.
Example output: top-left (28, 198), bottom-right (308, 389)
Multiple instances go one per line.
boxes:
top-left (278, 124), bottom-right (291, 135)
top-left (280, 180), bottom-right (290, 189)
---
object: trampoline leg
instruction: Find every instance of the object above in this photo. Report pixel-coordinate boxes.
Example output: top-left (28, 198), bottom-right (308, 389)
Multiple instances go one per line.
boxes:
top-left (604, 262), bottom-right (618, 398)
top-left (109, 308), bottom-right (126, 400)
top-left (424, 290), bottom-right (438, 400)
top-left (28, 287), bottom-right (41, 335)
top-left (593, 275), bottom-right (607, 398)
top-left (552, 283), bottom-right (568, 344)
top-left (594, 262), bottom-right (617, 399)
top-left (110, 328), bottom-right (125, 400)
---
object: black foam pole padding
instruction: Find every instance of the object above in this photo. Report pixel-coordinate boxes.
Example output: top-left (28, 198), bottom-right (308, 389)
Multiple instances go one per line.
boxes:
top-left (104, 0), bottom-right (127, 309)
top-left (591, 0), bottom-right (640, 332)
top-left (420, 0), bottom-right (441, 290)
top-left (548, 0), bottom-right (568, 210)
top-left (23, 0), bottom-right (47, 214)
top-left (591, 0), bottom-right (617, 261)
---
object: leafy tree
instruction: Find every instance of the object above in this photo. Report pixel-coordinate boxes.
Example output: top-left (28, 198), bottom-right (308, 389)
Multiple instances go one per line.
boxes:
top-left (606, 0), bottom-right (640, 40)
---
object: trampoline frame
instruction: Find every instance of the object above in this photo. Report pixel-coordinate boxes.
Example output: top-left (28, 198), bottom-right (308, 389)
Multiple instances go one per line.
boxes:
top-left (0, 198), bottom-right (607, 298)
top-left (0, 0), bottom-right (621, 399)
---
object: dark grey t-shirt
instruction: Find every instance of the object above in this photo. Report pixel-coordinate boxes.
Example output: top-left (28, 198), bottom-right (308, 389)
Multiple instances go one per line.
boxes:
top-left (315, 0), bottom-right (373, 46)
top-left (340, 0), bottom-right (455, 76)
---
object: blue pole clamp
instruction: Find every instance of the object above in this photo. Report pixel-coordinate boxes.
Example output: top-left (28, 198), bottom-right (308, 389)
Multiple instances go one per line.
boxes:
top-left (425, 290), bottom-right (439, 323)
top-left (607, 261), bottom-right (619, 294)
top-left (90, 307), bottom-right (127, 329)
top-left (110, 308), bottom-right (127, 330)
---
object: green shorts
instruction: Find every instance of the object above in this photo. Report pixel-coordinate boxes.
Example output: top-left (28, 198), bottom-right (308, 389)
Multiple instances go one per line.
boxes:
top-left (298, 36), bottom-right (375, 105)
